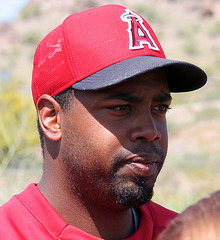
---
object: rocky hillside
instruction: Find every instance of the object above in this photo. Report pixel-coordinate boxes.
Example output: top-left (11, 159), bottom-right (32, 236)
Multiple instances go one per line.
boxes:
top-left (1, 0), bottom-right (220, 90)
top-left (0, 0), bottom-right (220, 210)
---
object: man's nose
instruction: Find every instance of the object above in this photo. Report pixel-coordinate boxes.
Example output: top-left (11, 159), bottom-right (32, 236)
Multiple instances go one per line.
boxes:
top-left (129, 115), bottom-right (162, 143)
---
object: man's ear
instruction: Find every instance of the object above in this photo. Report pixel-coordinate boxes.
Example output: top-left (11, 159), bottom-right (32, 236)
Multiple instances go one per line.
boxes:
top-left (36, 94), bottom-right (62, 141)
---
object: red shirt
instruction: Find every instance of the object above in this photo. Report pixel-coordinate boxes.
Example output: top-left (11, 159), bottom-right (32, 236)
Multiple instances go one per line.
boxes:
top-left (0, 184), bottom-right (178, 239)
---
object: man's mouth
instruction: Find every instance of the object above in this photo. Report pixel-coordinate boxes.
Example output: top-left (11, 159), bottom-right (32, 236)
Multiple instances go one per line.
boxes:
top-left (127, 161), bottom-right (157, 177)
top-left (119, 153), bottom-right (161, 178)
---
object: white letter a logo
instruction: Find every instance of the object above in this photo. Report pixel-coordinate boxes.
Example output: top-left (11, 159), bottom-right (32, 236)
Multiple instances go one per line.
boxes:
top-left (121, 9), bottom-right (159, 51)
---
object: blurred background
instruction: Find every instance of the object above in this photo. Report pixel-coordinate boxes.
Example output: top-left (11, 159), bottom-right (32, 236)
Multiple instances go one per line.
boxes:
top-left (0, 0), bottom-right (219, 213)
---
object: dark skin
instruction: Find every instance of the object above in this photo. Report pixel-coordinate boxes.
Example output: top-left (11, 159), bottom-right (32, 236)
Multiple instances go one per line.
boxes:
top-left (36, 69), bottom-right (172, 240)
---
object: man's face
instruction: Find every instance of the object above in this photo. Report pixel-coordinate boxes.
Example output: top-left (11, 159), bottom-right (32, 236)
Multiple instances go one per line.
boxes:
top-left (61, 70), bottom-right (171, 210)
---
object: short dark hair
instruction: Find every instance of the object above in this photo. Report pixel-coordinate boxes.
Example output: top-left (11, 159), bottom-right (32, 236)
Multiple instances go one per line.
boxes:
top-left (37, 87), bottom-right (75, 157)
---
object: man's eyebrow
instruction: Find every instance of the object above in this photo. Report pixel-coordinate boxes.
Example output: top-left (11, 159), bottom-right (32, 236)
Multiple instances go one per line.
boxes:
top-left (102, 93), bottom-right (141, 102)
top-left (154, 92), bottom-right (172, 102)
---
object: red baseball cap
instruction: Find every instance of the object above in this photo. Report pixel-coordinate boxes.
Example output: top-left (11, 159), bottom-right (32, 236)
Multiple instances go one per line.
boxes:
top-left (32, 4), bottom-right (207, 106)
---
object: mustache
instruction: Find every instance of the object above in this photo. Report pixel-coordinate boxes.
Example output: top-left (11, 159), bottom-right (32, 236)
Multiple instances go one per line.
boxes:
top-left (111, 142), bottom-right (166, 173)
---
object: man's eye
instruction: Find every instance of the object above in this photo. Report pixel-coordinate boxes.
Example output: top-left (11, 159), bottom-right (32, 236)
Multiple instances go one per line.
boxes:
top-left (108, 105), bottom-right (131, 111)
top-left (153, 105), bottom-right (171, 113)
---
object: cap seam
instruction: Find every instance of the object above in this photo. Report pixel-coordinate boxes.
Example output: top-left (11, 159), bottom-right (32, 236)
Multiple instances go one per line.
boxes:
top-left (62, 19), bottom-right (80, 83)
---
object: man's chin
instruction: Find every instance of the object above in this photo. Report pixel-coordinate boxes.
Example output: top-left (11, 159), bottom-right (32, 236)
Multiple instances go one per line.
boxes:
top-left (115, 182), bottom-right (154, 208)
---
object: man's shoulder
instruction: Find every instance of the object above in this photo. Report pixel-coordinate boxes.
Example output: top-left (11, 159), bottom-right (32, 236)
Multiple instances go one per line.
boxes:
top-left (0, 192), bottom-right (25, 238)
top-left (0, 193), bottom-right (22, 218)
top-left (0, 183), bottom-right (36, 215)
top-left (140, 201), bottom-right (178, 228)
top-left (136, 202), bottom-right (178, 239)
top-left (0, 183), bottom-right (69, 239)
top-left (148, 201), bottom-right (178, 221)
top-left (130, 202), bottom-right (178, 240)
top-left (0, 184), bottom-right (42, 239)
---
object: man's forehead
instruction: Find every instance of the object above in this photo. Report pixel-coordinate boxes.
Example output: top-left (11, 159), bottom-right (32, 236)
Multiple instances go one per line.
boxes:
top-left (75, 81), bottom-right (171, 106)
top-left (101, 91), bottom-right (172, 103)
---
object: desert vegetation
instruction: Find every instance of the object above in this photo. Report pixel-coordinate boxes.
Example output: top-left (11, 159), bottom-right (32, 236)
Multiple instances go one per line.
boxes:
top-left (0, 0), bottom-right (219, 212)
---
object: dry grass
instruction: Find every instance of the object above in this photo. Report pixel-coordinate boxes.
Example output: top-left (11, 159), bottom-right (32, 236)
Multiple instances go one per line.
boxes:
top-left (0, 0), bottom-right (220, 213)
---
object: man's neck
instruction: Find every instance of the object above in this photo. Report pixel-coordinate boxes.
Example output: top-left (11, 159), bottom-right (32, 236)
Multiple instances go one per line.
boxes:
top-left (37, 179), bottom-right (135, 240)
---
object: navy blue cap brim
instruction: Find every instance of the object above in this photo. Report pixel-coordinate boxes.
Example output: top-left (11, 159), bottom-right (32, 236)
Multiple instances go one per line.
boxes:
top-left (72, 56), bottom-right (207, 92)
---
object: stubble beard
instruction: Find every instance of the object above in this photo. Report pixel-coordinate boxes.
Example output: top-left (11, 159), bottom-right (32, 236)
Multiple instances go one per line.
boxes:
top-left (112, 174), bottom-right (154, 208)
top-left (62, 144), bottom-right (164, 210)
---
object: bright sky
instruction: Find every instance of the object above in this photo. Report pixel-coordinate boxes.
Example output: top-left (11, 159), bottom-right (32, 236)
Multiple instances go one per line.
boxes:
top-left (0, 0), bottom-right (29, 22)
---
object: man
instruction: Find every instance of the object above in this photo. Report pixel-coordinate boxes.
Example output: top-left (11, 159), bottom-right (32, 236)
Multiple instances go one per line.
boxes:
top-left (0, 4), bottom-right (207, 240)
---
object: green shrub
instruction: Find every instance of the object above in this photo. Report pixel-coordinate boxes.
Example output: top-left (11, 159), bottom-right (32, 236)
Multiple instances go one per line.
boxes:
top-left (208, 21), bottom-right (220, 37)
top-left (133, 5), bottom-right (159, 23)
top-left (22, 32), bottom-right (41, 45)
top-left (0, 80), bottom-right (39, 175)
top-left (20, 3), bottom-right (41, 19)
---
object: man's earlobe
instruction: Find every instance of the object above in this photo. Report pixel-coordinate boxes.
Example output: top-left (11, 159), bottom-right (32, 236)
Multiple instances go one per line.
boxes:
top-left (36, 94), bottom-right (62, 141)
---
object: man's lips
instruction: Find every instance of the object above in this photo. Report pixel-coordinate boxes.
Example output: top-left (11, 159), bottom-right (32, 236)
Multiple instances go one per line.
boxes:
top-left (127, 162), bottom-right (157, 177)
top-left (126, 153), bottom-right (159, 164)
top-left (119, 153), bottom-right (161, 177)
